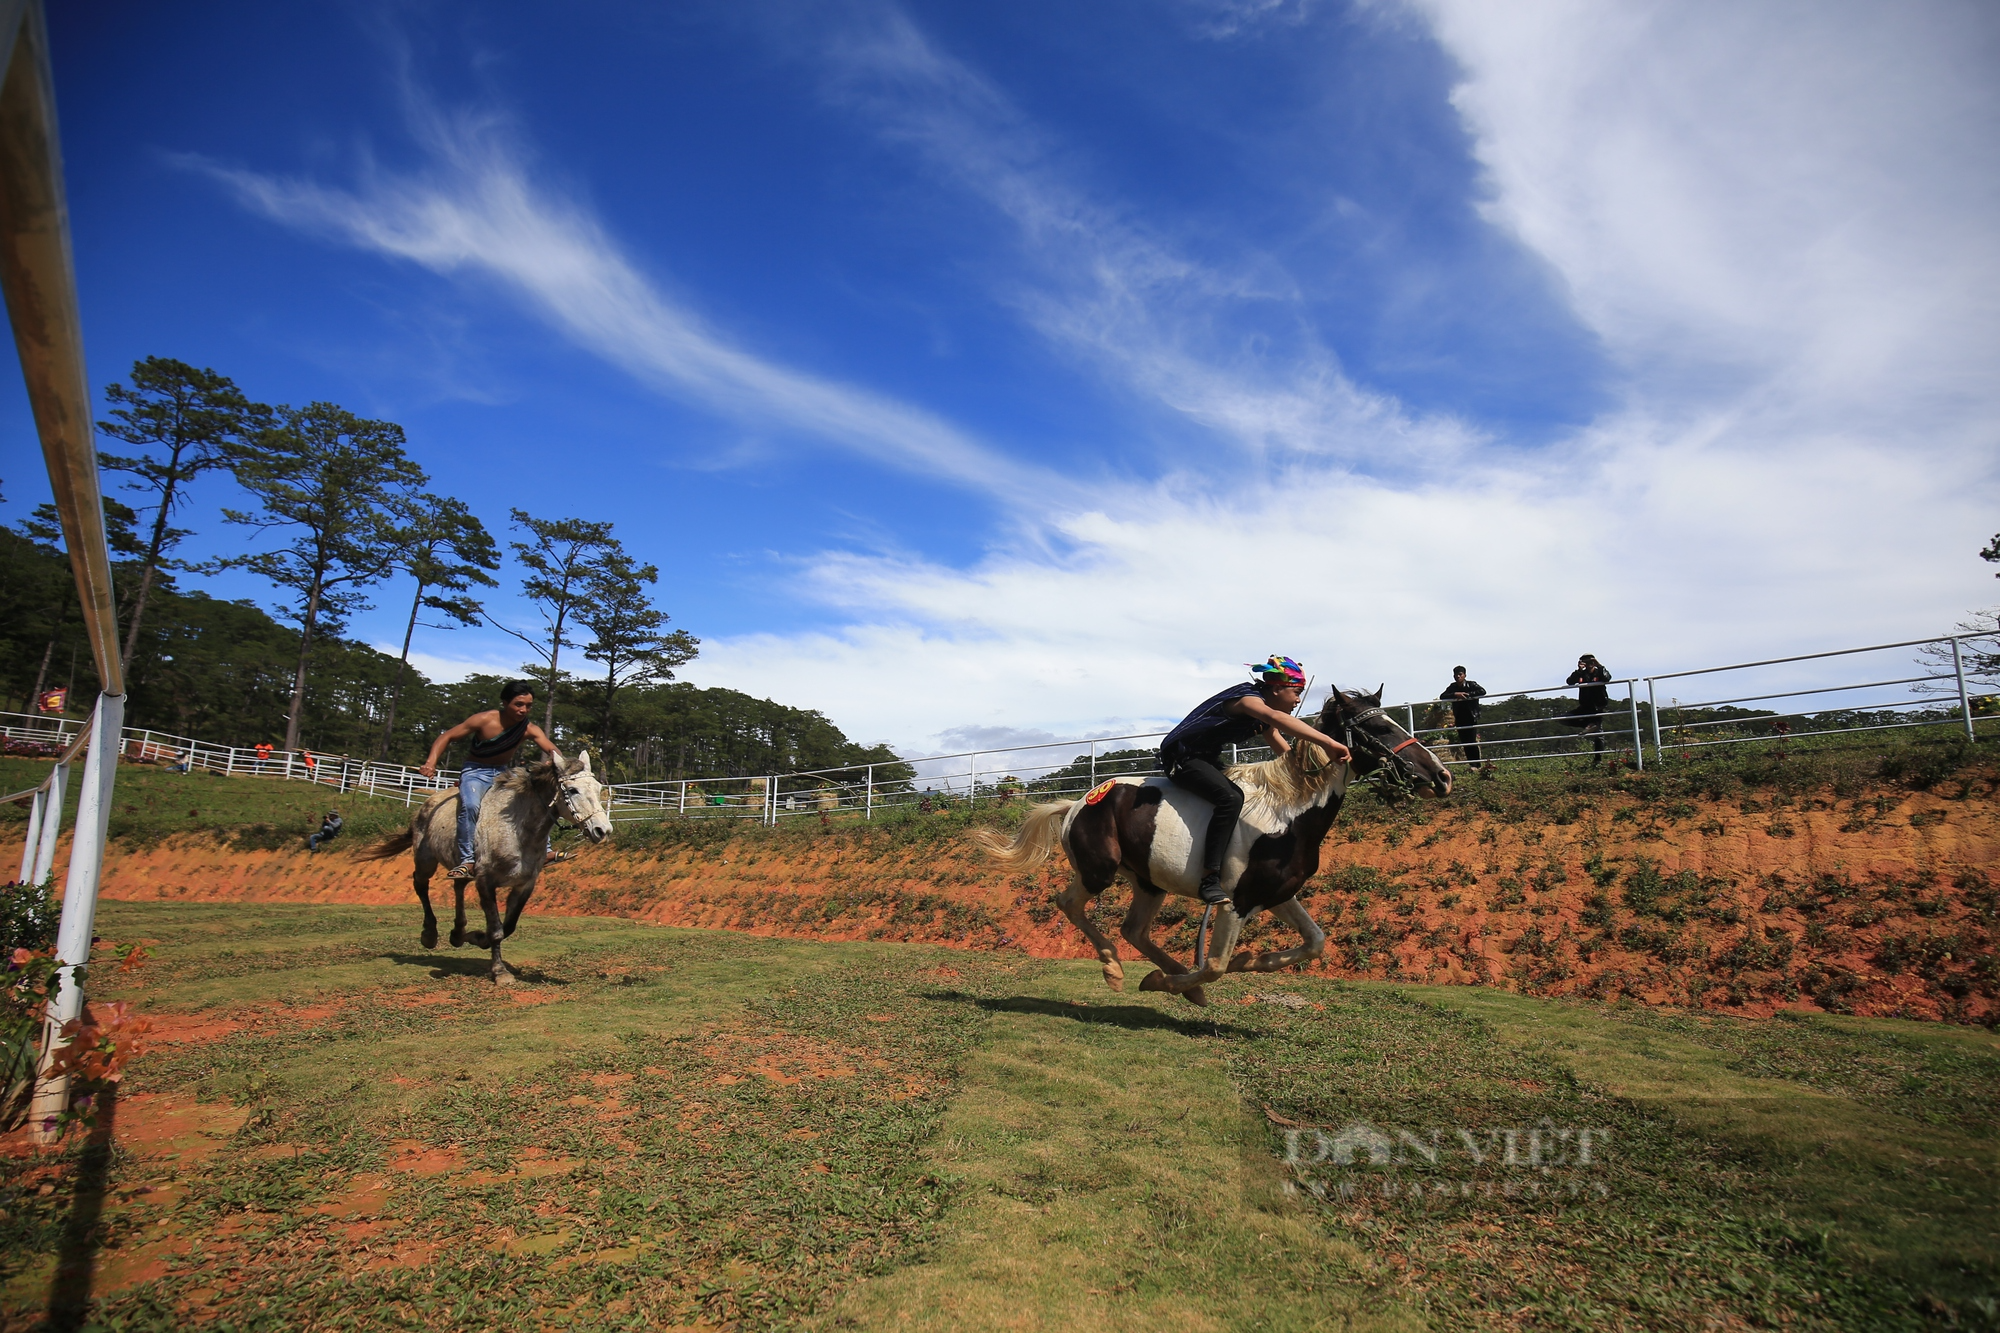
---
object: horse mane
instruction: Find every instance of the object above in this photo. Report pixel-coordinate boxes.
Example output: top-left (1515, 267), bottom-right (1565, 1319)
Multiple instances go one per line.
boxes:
top-left (1223, 692), bottom-right (1354, 827)
top-left (1226, 742), bottom-right (1337, 828)
top-left (494, 756), bottom-right (563, 799)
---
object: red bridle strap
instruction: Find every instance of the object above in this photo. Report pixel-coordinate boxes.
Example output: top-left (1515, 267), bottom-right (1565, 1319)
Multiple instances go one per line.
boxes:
top-left (1389, 736), bottom-right (1423, 754)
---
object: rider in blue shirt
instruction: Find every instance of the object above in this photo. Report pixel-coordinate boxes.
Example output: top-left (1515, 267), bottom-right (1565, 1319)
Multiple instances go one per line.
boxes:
top-left (1160, 656), bottom-right (1351, 908)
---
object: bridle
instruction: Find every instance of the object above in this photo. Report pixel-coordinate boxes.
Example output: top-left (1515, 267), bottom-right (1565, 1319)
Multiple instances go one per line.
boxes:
top-left (550, 777), bottom-right (604, 827)
top-left (1327, 698), bottom-right (1438, 797)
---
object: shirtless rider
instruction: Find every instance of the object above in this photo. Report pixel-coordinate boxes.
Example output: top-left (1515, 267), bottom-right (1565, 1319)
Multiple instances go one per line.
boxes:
top-left (1160, 655), bottom-right (1352, 909)
top-left (418, 680), bottom-right (560, 881)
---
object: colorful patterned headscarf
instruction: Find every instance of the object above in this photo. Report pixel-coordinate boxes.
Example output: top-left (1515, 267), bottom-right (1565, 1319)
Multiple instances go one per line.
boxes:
top-left (1249, 655), bottom-right (1306, 690)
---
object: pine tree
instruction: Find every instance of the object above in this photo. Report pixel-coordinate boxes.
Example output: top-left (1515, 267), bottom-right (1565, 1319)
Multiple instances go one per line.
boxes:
top-left (495, 510), bottom-right (615, 737)
top-left (380, 494), bottom-right (498, 758)
top-left (213, 404), bottom-right (425, 750)
top-left (575, 549), bottom-right (698, 761)
top-left (97, 358), bottom-right (270, 675)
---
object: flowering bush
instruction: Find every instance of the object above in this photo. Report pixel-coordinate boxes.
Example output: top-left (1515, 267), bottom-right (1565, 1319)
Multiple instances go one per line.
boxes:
top-left (3, 926), bottom-right (149, 1135)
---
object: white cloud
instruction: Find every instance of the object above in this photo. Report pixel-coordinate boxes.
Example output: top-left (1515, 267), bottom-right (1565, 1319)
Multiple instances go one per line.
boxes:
top-left (234, 6), bottom-right (2000, 757)
top-left (1409, 0), bottom-right (2000, 420)
top-left (188, 108), bottom-right (1062, 507)
top-left (383, 644), bottom-right (523, 686)
top-left (664, 2), bottom-right (1995, 752)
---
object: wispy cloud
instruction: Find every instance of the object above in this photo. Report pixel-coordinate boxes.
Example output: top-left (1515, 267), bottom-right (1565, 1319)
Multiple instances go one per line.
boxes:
top-left (813, 8), bottom-right (1484, 475)
top-left (188, 105), bottom-right (1062, 507)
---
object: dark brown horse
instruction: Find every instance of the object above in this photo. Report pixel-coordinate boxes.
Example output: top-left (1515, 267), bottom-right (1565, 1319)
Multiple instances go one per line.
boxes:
top-left (976, 686), bottom-right (1450, 1004)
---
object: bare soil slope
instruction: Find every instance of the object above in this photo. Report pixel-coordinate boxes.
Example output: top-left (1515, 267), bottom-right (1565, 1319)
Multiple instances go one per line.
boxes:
top-left (17, 762), bottom-right (1997, 1023)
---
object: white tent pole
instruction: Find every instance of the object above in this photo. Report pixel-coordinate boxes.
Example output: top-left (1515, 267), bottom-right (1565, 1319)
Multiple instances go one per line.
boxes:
top-left (18, 784), bottom-right (42, 881)
top-left (0, 0), bottom-right (129, 1141)
top-left (28, 756), bottom-right (63, 885)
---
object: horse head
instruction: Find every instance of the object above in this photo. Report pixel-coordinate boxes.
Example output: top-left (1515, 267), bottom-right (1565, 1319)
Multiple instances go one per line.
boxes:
top-left (555, 750), bottom-right (615, 843)
top-left (1319, 685), bottom-right (1452, 800)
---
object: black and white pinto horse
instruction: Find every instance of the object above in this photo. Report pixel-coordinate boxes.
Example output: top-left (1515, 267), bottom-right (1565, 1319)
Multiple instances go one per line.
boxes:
top-left (976, 687), bottom-right (1452, 1005)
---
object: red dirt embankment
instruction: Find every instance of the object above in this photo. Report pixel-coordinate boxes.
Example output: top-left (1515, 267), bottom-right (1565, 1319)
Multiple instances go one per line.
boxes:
top-left (17, 779), bottom-right (1998, 1022)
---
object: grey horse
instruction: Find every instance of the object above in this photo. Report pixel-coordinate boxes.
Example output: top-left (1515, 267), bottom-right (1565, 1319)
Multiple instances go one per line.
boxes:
top-left (366, 752), bottom-right (614, 983)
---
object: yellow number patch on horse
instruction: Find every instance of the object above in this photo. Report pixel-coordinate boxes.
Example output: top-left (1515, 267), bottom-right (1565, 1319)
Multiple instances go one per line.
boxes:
top-left (1084, 779), bottom-right (1119, 805)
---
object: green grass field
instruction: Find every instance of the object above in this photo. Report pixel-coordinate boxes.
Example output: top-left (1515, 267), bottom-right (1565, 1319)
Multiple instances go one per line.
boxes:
top-left (2, 904), bottom-right (1994, 1331)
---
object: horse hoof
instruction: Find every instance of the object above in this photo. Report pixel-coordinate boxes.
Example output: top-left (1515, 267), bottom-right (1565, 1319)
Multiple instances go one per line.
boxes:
top-left (465, 931), bottom-right (490, 949)
top-left (1102, 960), bottom-right (1125, 992)
top-left (1182, 986), bottom-right (1209, 1008)
top-left (493, 969), bottom-right (515, 987)
top-left (449, 930), bottom-right (466, 948)
top-left (421, 927), bottom-right (438, 951)
top-left (1139, 970), bottom-right (1171, 993)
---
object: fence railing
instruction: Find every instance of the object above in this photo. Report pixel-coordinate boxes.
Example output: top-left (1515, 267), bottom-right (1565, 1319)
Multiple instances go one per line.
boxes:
top-left (607, 630), bottom-right (1995, 824)
top-left (1, 632), bottom-right (1992, 828)
top-left (1, 713), bottom-right (460, 807)
top-left (1384, 634), bottom-right (1992, 774)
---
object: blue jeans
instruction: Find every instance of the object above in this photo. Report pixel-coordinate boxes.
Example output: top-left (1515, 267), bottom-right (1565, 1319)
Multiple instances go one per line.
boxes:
top-left (456, 764), bottom-right (504, 866)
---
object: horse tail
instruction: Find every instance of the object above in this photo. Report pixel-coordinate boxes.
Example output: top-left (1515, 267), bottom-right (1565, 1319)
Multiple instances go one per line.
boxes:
top-left (359, 829), bottom-right (413, 861)
top-left (971, 800), bottom-right (1075, 870)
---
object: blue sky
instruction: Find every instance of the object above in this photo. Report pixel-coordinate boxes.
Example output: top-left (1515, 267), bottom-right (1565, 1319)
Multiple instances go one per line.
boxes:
top-left (5, 0), bottom-right (1997, 753)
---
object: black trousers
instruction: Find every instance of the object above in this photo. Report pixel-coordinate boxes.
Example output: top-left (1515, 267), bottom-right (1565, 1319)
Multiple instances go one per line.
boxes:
top-left (1453, 725), bottom-right (1481, 762)
top-left (1166, 755), bottom-right (1243, 877)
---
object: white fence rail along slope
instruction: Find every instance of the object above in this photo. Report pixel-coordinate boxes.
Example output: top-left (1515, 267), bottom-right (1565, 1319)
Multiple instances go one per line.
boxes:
top-left (3, 631), bottom-right (1991, 830)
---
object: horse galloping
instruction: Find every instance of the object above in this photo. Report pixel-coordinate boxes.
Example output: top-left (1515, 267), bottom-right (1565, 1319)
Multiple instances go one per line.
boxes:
top-left (365, 752), bottom-right (615, 983)
top-left (975, 687), bottom-right (1451, 1004)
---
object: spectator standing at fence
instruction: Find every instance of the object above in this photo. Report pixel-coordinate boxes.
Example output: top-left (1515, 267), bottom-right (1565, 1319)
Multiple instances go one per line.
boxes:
top-left (1560, 653), bottom-right (1614, 763)
top-left (419, 680), bottom-right (561, 881)
top-left (1440, 667), bottom-right (1492, 775)
top-left (308, 810), bottom-right (343, 853)
top-left (255, 740), bottom-right (273, 774)
top-left (1160, 654), bottom-right (1352, 909)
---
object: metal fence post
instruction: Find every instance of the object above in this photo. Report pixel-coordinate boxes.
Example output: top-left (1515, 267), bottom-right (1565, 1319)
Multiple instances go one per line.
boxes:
top-left (1627, 681), bottom-right (1643, 771)
top-left (1953, 637), bottom-right (1976, 742)
top-left (1405, 703), bottom-right (1417, 734)
top-left (968, 753), bottom-right (977, 806)
top-left (865, 765), bottom-right (874, 821)
top-left (678, 780), bottom-right (687, 815)
top-left (1088, 741), bottom-right (1096, 787)
top-left (1647, 678), bottom-right (1662, 764)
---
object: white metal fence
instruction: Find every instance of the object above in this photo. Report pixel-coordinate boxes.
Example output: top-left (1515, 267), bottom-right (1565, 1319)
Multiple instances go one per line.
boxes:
top-left (1, 715), bottom-right (458, 807)
top-left (608, 630), bottom-right (1995, 825)
top-left (2, 632), bottom-right (1992, 830)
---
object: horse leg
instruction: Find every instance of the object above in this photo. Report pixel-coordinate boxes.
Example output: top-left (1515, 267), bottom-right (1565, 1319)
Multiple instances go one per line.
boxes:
top-left (1225, 897), bottom-right (1327, 974)
top-left (1055, 871), bottom-right (1125, 991)
top-left (413, 846), bottom-right (439, 951)
top-left (450, 880), bottom-right (469, 948)
top-left (1156, 905), bottom-right (1244, 993)
top-left (499, 881), bottom-right (534, 942)
top-left (466, 880), bottom-right (513, 984)
top-left (1123, 886), bottom-right (1208, 1008)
